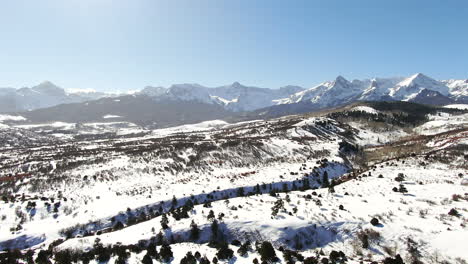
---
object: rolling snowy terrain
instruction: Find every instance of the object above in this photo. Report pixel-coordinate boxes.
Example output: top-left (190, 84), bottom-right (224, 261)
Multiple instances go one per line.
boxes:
top-left (0, 101), bottom-right (467, 264)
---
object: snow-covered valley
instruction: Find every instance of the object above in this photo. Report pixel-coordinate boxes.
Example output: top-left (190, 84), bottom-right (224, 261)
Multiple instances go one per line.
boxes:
top-left (0, 102), bottom-right (466, 264)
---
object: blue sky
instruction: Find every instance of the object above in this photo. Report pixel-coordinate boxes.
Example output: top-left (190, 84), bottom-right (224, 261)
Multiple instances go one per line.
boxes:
top-left (0, 0), bottom-right (467, 91)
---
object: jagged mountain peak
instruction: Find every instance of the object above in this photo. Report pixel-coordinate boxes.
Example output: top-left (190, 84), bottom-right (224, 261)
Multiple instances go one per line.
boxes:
top-left (401, 73), bottom-right (436, 86)
top-left (334, 75), bottom-right (350, 85)
top-left (37, 80), bottom-right (56, 86)
top-left (390, 73), bottom-right (449, 99)
top-left (31, 81), bottom-right (65, 96)
top-left (231, 81), bottom-right (243, 88)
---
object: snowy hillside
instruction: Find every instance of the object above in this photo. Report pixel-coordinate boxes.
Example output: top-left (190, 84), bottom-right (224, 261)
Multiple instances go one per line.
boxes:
top-left (0, 101), bottom-right (466, 264)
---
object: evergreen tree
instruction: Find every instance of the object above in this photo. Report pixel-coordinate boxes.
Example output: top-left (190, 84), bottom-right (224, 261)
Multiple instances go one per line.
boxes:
top-left (156, 231), bottom-right (165, 245)
top-left (180, 251), bottom-right (197, 264)
top-left (398, 184), bottom-right (408, 193)
top-left (271, 198), bottom-right (284, 217)
top-left (142, 254), bottom-right (153, 264)
top-left (160, 214), bottom-right (169, 229)
top-left (54, 250), bottom-right (73, 264)
top-left (146, 242), bottom-right (159, 259)
top-left (216, 243), bottom-right (234, 260)
top-left (207, 210), bottom-right (215, 221)
top-left (237, 241), bottom-right (252, 257)
top-left (199, 256), bottom-right (211, 264)
top-left (159, 244), bottom-right (173, 262)
top-left (93, 238), bottom-right (111, 263)
top-left (258, 241), bottom-right (277, 263)
top-left (210, 220), bottom-right (219, 242)
top-left (35, 250), bottom-right (52, 264)
top-left (322, 171), bottom-right (329, 188)
top-left (190, 220), bottom-right (201, 241)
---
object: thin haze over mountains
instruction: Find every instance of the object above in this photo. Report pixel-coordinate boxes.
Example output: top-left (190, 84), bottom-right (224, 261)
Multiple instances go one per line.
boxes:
top-left (0, 73), bottom-right (466, 113)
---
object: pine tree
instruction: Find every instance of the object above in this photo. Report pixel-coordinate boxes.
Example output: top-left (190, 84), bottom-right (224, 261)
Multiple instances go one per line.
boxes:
top-left (142, 254), bottom-right (153, 264)
top-left (398, 184), bottom-right (408, 193)
top-left (93, 238), bottom-right (111, 263)
top-left (207, 210), bottom-right (215, 221)
top-left (216, 243), bottom-right (234, 260)
top-left (190, 220), bottom-right (201, 241)
top-left (35, 250), bottom-right (51, 264)
top-left (328, 179), bottom-right (336, 194)
top-left (180, 251), bottom-right (197, 264)
top-left (322, 171), bottom-right (329, 188)
top-left (199, 256), bottom-right (211, 264)
top-left (146, 242), bottom-right (158, 258)
top-left (159, 244), bottom-right (173, 262)
top-left (156, 231), bottom-right (165, 245)
top-left (210, 220), bottom-right (219, 242)
top-left (271, 198), bottom-right (284, 217)
top-left (258, 241), bottom-right (277, 263)
top-left (160, 214), bottom-right (169, 229)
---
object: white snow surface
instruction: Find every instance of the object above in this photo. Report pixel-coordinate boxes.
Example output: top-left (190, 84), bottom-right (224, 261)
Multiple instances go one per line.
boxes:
top-left (151, 120), bottom-right (229, 137)
top-left (103, 114), bottom-right (122, 119)
top-left (56, 156), bottom-right (467, 263)
top-left (415, 112), bottom-right (468, 135)
top-left (349, 106), bottom-right (380, 114)
top-left (0, 114), bottom-right (26, 122)
top-left (444, 104), bottom-right (468, 110)
top-left (1, 112), bottom-right (467, 264)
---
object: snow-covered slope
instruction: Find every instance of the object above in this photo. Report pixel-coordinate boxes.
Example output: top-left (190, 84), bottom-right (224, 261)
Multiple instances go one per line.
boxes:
top-left (442, 79), bottom-right (468, 101)
top-left (0, 102), bottom-right (466, 264)
top-left (444, 104), bottom-right (468, 110)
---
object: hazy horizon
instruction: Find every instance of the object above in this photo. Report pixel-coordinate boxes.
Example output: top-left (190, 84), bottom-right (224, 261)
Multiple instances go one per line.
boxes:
top-left (0, 72), bottom-right (463, 94)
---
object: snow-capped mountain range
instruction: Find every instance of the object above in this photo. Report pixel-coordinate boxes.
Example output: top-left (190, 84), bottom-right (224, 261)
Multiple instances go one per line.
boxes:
top-left (141, 73), bottom-right (467, 111)
top-left (141, 82), bottom-right (304, 112)
top-left (1, 73), bottom-right (467, 113)
top-left (0, 81), bottom-right (112, 112)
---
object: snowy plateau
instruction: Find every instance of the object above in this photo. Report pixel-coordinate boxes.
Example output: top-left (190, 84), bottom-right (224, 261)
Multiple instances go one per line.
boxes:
top-left (0, 99), bottom-right (467, 263)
